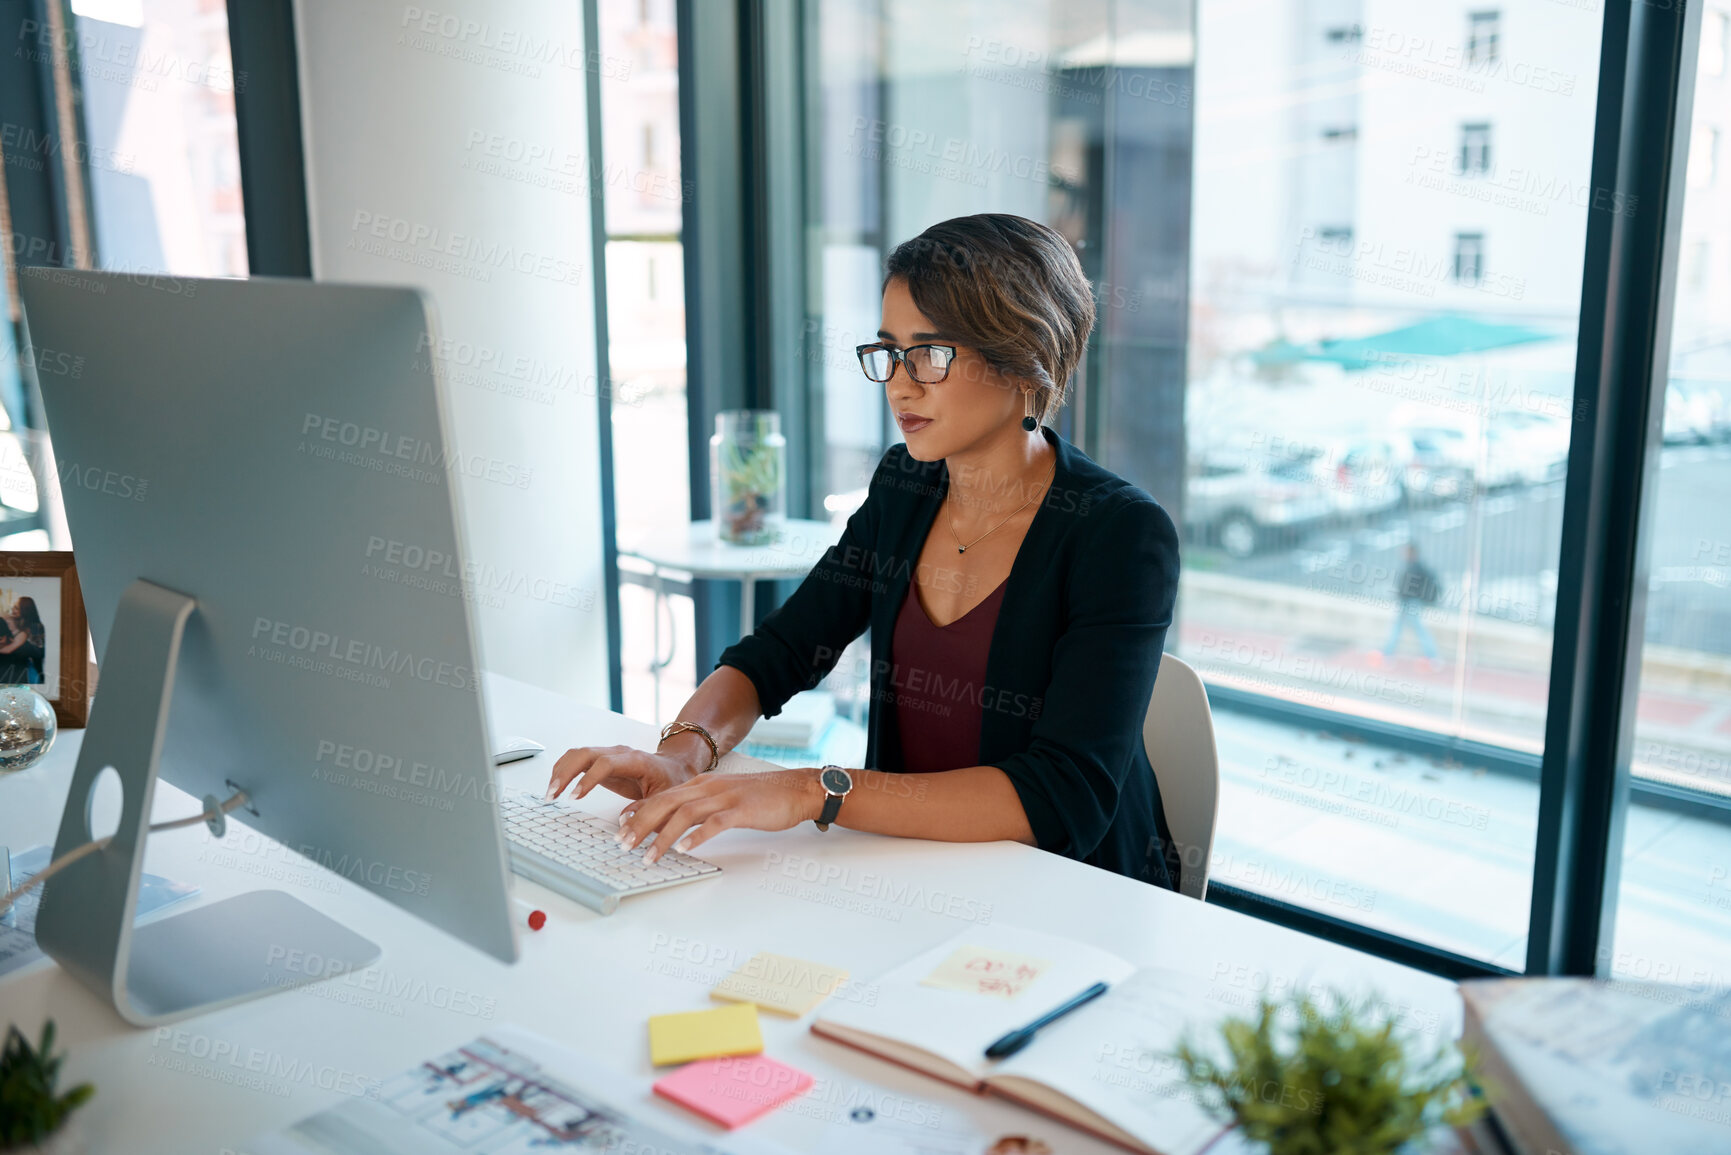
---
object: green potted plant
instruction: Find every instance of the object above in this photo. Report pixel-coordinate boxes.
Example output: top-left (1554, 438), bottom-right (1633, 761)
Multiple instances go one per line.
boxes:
top-left (1171, 989), bottom-right (1485, 1155)
top-left (1, 1022), bottom-right (94, 1154)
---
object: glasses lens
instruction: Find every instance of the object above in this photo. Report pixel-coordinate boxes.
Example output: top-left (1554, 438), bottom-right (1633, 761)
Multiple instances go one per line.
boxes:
top-left (907, 345), bottom-right (952, 383)
top-left (859, 347), bottom-right (895, 382)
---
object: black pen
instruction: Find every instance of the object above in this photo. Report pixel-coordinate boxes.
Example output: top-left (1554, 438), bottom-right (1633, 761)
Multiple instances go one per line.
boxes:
top-left (983, 981), bottom-right (1110, 1059)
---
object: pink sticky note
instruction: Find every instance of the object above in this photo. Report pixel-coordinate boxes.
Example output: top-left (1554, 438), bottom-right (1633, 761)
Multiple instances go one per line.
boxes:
top-left (653, 1054), bottom-right (814, 1129)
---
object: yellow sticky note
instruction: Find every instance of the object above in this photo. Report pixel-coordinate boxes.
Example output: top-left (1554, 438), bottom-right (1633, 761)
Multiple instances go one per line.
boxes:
top-left (711, 952), bottom-right (851, 1018)
top-left (648, 1002), bottom-right (764, 1066)
top-left (919, 945), bottom-right (1051, 999)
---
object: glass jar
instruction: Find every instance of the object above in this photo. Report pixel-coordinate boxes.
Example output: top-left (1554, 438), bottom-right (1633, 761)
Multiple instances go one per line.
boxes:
top-left (710, 410), bottom-right (786, 545)
top-left (0, 685), bottom-right (56, 774)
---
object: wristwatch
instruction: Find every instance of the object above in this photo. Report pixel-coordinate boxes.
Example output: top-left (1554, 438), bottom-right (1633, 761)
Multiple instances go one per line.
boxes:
top-left (815, 765), bottom-right (853, 831)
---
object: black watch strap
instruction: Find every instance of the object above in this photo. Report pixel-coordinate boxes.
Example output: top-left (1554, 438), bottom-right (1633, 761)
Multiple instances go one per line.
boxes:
top-left (817, 792), bottom-right (844, 829)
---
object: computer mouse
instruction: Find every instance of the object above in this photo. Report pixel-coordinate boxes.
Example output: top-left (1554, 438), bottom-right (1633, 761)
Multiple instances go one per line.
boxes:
top-left (492, 736), bottom-right (547, 765)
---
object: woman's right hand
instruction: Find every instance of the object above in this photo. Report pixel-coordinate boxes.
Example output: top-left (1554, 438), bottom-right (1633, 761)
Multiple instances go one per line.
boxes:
top-left (544, 744), bottom-right (698, 803)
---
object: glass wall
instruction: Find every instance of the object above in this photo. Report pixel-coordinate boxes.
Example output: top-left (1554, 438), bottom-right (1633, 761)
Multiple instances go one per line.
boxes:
top-left (596, 0), bottom-right (696, 723)
top-left (1610, 0), bottom-right (1731, 991)
top-left (803, 0), bottom-right (1201, 726)
top-left (73, 0), bottom-right (249, 277)
top-left (800, 0), bottom-right (1608, 966)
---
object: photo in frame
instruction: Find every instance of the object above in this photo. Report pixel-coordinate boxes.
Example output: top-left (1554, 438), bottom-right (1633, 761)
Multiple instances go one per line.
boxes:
top-left (0, 552), bottom-right (92, 728)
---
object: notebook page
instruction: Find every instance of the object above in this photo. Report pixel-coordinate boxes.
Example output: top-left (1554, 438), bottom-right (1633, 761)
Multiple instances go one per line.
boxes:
top-left (987, 967), bottom-right (1226, 1155)
top-left (813, 924), bottom-right (1137, 1083)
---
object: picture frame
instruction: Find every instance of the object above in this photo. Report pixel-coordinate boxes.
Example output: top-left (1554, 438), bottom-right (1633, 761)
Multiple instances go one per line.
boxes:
top-left (0, 551), bottom-right (92, 728)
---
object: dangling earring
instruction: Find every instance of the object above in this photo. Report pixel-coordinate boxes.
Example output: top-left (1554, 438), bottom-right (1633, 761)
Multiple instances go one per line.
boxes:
top-left (1022, 389), bottom-right (1038, 432)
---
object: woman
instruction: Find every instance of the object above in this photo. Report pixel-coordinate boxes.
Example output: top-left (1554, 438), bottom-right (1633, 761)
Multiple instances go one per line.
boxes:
top-left (12, 597), bottom-right (45, 685)
top-left (0, 596), bottom-right (41, 685)
top-left (545, 213), bottom-right (1185, 890)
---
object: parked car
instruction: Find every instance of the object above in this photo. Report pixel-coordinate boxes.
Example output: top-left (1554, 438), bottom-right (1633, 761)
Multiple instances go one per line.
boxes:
top-left (1184, 450), bottom-right (1336, 559)
top-left (1391, 426), bottom-right (1477, 505)
top-left (1308, 437), bottom-right (1407, 521)
top-left (1485, 411), bottom-right (1570, 485)
top-left (1478, 424), bottom-right (1546, 487)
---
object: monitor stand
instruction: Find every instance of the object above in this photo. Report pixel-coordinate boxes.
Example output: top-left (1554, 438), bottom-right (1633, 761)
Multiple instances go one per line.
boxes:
top-left (34, 579), bottom-right (380, 1026)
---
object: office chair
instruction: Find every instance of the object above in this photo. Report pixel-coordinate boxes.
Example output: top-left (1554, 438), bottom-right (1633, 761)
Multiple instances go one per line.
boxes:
top-left (1142, 653), bottom-right (1220, 901)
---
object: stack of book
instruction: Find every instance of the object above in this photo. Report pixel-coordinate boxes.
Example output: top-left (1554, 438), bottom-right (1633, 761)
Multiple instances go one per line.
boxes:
top-left (1460, 976), bottom-right (1731, 1155)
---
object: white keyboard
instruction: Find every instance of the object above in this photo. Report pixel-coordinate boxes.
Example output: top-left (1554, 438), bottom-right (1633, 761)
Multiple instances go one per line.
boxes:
top-left (499, 793), bottom-right (721, 915)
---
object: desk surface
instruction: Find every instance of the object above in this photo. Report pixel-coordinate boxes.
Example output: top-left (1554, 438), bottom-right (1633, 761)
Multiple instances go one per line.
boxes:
top-left (0, 673), bottom-right (1463, 1155)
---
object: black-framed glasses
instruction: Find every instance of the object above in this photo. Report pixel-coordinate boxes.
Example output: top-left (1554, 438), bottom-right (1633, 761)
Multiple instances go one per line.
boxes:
top-left (856, 342), bottom-right (957, 384)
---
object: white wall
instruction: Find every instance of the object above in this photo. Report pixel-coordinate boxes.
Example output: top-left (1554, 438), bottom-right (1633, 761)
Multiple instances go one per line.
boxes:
top-left (294, 0), bottom-right (608, 704)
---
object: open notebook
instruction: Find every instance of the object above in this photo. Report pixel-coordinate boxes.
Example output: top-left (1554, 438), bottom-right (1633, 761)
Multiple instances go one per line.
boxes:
top-left (811, 925), bottom-right (1227, 1155)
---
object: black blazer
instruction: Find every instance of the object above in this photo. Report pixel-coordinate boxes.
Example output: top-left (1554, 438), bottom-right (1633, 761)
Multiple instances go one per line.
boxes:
top-left (716, 425), bottom-right (1182, 890)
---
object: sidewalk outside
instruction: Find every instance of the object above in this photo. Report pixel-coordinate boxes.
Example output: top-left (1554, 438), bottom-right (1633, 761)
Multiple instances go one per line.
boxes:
top-left (1177, 571), bottom-right (1731, 797)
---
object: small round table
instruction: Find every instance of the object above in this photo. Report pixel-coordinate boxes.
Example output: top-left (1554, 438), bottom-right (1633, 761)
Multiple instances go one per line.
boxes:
top-left (618, 518), bottom-right (839, 722)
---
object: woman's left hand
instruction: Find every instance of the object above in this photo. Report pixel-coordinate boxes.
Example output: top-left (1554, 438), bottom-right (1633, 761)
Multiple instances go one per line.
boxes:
top-left (617, 767), bottom-right (828, 863)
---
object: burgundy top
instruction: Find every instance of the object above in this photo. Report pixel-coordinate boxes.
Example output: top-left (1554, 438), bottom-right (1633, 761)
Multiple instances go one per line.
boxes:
top-left (891, 575), bottom-right (1009, 773)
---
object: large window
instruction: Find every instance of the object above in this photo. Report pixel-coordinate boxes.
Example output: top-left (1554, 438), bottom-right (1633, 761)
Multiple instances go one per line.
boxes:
top-left (0, 0), bottom-right (248, 555)
top-left (799, 0), bottom-right (1613, 969)
top-left (74, 0), bottom-right (249, 277)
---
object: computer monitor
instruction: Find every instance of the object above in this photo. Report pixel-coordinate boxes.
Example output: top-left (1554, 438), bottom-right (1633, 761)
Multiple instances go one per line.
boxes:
top-left (18, 269), bottom-right (518, 1025)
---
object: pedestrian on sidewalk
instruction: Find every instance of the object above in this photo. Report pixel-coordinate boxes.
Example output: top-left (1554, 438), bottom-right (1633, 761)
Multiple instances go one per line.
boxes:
top-left (1378, 543), bottom-right (1442, 667)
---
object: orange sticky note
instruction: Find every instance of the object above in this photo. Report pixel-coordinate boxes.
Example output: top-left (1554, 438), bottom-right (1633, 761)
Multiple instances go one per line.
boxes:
top-left (654, 1054), bottom-right (814, 1128)
top-left (920, 945), bottom-right (1051, 999)
top-left (711, 952), bottom-right (850, 1017)
top-left (647, 1003), bottom-right (763, 1066)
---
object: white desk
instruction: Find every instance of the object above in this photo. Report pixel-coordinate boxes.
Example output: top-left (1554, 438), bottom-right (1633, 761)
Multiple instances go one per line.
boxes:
top-left (0, 673), bottom-right (1464, 1155)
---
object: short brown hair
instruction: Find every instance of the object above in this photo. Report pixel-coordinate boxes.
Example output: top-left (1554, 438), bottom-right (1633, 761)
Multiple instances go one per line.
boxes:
top-left (884, 214), bottom-right (1095, 421)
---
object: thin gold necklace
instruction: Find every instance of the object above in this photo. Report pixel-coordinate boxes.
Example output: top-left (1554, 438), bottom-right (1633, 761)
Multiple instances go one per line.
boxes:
top-left (948, 456), bottom-right (1057, 554)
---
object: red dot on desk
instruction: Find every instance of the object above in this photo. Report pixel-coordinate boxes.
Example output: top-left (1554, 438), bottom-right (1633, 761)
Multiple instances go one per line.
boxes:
top-left (527, 909), bottom-right (546, 931)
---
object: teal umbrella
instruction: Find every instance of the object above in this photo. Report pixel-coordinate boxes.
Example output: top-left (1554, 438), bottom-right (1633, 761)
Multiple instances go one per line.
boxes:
top-left (1252, 315), bottom-right (1557, 372)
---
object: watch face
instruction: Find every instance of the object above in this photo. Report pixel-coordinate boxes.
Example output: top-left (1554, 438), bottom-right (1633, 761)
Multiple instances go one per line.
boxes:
top-left (820, 766), bottom-right (853, 795)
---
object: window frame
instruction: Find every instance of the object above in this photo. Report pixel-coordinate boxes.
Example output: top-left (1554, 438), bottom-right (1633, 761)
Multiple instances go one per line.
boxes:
top-left (1525, 0), bottom-right (1703, 976)
top-left (227, 0), bottom-right (312, 277)
top-left (585, 0), bottom-right (627, 712)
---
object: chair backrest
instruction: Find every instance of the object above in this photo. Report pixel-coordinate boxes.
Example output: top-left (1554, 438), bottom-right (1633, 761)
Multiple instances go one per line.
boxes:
top-left (1142, 652), bottom-right (1220, 901)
